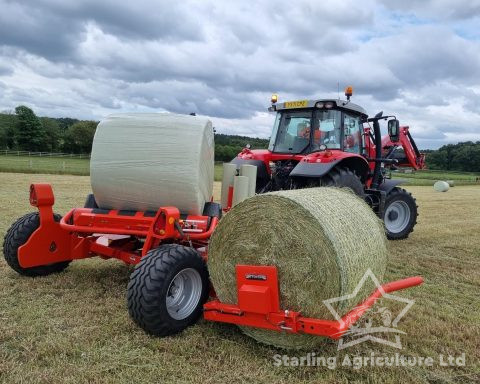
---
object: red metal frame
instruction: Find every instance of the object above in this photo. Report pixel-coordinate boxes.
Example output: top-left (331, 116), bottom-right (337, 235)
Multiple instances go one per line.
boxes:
top-left (204, 265), bottom-right (423, 339)
top-left (19, 183), bottom-right (423, 341)
top-left (380, 126), bottom-right (425, 169)
top-left (18, 183), bottom-right (217, 268)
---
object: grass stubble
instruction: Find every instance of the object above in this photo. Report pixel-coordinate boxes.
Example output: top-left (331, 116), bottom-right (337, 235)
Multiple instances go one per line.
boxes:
top-left (0, 173), bottom-right (478, 383)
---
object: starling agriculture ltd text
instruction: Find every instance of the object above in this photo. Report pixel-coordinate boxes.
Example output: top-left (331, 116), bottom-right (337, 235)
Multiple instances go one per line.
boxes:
top-left (273, 352), bottom-right (466, 370)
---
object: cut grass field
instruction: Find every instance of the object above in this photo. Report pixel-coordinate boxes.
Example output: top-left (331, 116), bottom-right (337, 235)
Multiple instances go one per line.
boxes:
top-left (0, 172), bottom-right (479, 383)
top-left (0, 155), bottom-right (90, 175)
top-left (391, 170), bottom-right (480, 186)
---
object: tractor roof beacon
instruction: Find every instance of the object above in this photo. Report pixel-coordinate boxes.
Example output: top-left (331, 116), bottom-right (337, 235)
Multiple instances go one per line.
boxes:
top-left (232, 87), bottom-right (426, 240)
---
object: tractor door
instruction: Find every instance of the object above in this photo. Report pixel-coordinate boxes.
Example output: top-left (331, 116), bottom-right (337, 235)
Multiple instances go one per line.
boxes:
top-left (343, 112), bottom-right (363, 154)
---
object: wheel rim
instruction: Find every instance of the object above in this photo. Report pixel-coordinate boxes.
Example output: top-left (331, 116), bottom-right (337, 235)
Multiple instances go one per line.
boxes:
top-left (384, 201), bottom-right (411, 234)
top-left (166, 268), bottom-right (202, 320)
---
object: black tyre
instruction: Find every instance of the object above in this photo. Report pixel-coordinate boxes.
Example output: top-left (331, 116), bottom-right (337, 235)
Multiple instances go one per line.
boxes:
top-left (127, 244), bottom-right (209, 337)
top-left (319, 166), bottom-right (365, 197)
top-left (3, 212), bottom-right (71, 277)
top-left (383, 187), bottom-right (418, 240)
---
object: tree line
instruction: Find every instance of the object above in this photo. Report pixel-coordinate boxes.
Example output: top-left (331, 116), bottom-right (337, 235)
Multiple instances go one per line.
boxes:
top-left (0, 106), bottom-right (269, 159)
top-left (0, 106), bottom-right (97, 154)
top-left (425, 141), bottom-right (480, 173)
top-left (1, 106), bottom-right (478, 172)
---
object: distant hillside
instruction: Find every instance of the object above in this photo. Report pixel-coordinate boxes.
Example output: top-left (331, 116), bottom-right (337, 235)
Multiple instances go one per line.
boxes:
top-left (214, 133), bottom-right (269, 161)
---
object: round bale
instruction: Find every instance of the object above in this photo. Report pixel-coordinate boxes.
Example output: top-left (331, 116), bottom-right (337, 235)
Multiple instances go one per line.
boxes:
top-left (446, 180), bottom-right (455, 187)
top-left (208, 187), bottom-right (387, 349)
top-left (433, 180), bottom-right (450, 192)
top-left (90, 113), bottom-right (214, 215)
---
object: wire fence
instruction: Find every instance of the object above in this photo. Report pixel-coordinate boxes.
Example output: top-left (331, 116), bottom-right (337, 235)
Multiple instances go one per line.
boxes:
top-left (0, 149), bottom-right (90, 159)
top-left (0, 151), bottom-right (90, 175)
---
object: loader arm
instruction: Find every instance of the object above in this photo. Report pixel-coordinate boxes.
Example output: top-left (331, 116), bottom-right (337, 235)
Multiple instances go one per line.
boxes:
top-left (381, 126), bottom-right (425, 170)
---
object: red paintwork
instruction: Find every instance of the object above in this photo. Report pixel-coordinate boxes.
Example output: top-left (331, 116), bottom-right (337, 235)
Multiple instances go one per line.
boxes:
top-left (238, 147), bottom-right (368, 167)
top-left (381, 126), bottom-right (425, 169)
top-left (236, 123), bottom-right (425, 187)
top-left (18, 183), bottom-right (423, 341)
top-left (18, 184), bottom-right (216, 268)
top-left (204, 265), bottom-right (423, 339)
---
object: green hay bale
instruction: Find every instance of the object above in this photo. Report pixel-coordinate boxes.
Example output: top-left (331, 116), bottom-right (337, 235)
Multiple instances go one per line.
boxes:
top-left (208, 187), bottom-right (387, 349)
top-left (434, 180), bottom-right (450, 192)
top-left (446, 180), bottom-right (455, 187)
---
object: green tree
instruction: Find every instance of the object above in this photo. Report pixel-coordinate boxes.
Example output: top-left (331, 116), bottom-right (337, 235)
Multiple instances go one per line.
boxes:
top-left (40, 117), bottom-right (61, 152)
top-left (62, 121), bottom-right (98, 153)
top-left (14, 106), bottom-right (46, 151)
top-left (426, 141), bottom-right (480, 172)
top-left (0, 111), bottom-right (18, 149)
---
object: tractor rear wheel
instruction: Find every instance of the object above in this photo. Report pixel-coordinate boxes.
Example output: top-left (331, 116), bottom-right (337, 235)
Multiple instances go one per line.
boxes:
top-left (383, 187), bottom-right (418, 240)
top-left (318, 166), bottom-right (365, 198)
top-left (3, 212), bottom-right (71, 277)
top-left (127, 244), bottom-right (209, 336)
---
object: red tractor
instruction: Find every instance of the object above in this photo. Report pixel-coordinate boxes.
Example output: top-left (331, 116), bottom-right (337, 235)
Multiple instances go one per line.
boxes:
top-left (231, 87), bottom-right (425, 239)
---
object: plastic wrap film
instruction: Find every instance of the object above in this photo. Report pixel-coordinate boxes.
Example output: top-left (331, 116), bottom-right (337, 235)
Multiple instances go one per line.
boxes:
top-left (239, 164), bottom-right (257, 197)
top-left (90, 113), bottom-right (214, 215)
top-left (232, 176), bottom-right (249, 206)
top-left (221, 163), bottom-right (237, 209)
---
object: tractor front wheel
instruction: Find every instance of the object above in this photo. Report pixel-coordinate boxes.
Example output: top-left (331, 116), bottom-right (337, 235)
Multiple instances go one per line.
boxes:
top-left (3, 212), bottom-right (71, 276)
top-left (127, 244), bottom-right (209, 336)
top-left (383, 187), bottom-right (418, 240)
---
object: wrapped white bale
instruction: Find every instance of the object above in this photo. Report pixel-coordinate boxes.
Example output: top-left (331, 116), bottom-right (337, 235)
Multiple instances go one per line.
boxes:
top-left (208, 187), bottom-right (387, 349)
top-left (90, 113), bottom-right (214, 215)
top-left (434, 180), bottom-right (449, 192)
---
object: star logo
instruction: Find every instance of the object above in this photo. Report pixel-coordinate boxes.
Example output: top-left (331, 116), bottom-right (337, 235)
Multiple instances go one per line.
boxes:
top-left (323, 269), bottom-right (415, 350)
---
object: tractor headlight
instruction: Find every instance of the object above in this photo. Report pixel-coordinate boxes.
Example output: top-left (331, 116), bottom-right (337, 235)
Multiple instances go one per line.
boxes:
top-left (325, 102), bottom-right (334, 109)
top-left (315, 102), bottom-right (324, 108)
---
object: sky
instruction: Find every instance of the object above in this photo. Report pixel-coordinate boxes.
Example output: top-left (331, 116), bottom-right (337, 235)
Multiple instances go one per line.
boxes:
top-left (1, 1), bottom-right (480, 149)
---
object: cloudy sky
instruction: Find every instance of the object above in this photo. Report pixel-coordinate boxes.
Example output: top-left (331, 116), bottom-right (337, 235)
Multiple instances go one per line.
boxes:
top-left (1, 0), bottom-right (480, 148)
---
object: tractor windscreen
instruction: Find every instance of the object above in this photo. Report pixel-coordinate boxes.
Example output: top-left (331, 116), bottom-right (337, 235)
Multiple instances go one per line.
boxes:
top-left (268, 109), bottom-right (342, 153)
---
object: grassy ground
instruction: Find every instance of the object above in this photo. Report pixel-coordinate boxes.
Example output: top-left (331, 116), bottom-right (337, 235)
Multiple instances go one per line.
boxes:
top-left (391, 170), bottom-right (479, 186)
top-left (0, 173), bottom-right (479, 383)
top-left (0, 155), bottom-right (90, 175)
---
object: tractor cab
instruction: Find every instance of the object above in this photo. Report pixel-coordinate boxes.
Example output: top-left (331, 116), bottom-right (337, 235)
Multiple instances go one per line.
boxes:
top-left (268, 96), bottom-right (368, 156)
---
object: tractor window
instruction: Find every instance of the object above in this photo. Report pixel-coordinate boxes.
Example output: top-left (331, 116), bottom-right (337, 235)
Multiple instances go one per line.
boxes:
top-left (311, 110), bottom-right (342, 150)
top-left (343, 113), bottom-right (363, 154)
top-left (268, 114), bottom-right (281, 151)
top-left (270, 111), bottom-right (311, 153)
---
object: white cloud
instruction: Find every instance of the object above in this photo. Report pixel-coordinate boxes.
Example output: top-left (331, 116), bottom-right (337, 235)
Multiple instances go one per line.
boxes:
top-left (0, 0), bottom-right (479, 148)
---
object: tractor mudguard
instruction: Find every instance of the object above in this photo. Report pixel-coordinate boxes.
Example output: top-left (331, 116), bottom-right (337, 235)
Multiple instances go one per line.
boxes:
top-left (378, 179), bottom-right (405, 195)
top-left (289, 161), bottom-right (337, 178)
